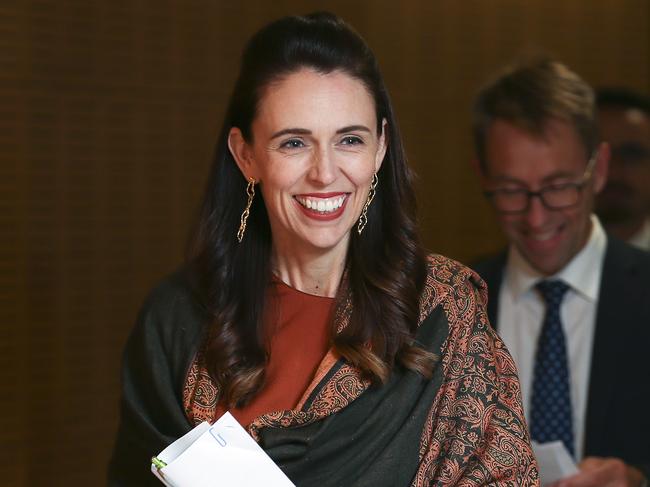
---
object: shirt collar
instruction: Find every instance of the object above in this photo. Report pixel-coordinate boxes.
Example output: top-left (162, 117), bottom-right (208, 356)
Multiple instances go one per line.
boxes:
top-left (629, 217), bottom-right (650, 250)
top-left (504, 214), bottom-right (607, 302)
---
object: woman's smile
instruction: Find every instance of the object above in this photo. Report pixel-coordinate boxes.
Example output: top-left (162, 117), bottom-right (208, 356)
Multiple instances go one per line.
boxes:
top-left (294, 193), bottom-right (349, 219)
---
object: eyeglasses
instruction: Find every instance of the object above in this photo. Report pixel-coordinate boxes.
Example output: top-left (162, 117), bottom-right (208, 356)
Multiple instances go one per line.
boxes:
top-left (484, 151), bottom-right (598, 214)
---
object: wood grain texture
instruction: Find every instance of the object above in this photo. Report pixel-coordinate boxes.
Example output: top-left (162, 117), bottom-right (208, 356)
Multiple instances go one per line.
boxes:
top-left (1, 1), bottom-right (647, 484)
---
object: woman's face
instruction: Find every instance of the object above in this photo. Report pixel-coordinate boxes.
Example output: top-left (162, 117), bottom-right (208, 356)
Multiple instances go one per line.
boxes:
top-left (230, 68), bottom-right (387, 258)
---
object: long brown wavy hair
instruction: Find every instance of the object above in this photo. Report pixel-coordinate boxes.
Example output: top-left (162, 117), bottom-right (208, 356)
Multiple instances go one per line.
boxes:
top-left (189, 12), bottom-right (436, 408)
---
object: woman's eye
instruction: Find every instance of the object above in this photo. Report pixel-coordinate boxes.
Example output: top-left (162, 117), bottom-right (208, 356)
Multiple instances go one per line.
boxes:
top-left (280, 139), bottom-right (305, 149)
top-left (340, 135), bottom-right (363, 145)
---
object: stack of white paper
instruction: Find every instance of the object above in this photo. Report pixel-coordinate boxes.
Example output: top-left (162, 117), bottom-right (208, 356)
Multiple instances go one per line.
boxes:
top-left (532, 441), bottom-right (578, 486)
top-left (151, 412), bottom-right (296, 487)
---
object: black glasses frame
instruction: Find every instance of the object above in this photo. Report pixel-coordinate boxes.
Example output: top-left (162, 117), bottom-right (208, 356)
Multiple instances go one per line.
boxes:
top-left (483, 150), bottom-right (599, 214)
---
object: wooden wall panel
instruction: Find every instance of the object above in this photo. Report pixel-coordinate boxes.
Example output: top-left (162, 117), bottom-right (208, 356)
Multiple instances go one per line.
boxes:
top-left (1, 1), bottom-right (647, 485)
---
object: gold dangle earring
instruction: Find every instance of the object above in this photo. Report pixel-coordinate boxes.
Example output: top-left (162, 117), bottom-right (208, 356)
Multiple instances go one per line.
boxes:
top-left (357, 173), bottom-right (378, 235)
top-left (237, 178), bottom-right (256, 243)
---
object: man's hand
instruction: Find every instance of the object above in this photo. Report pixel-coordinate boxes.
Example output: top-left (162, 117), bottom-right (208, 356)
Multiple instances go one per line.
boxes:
top-left (551, 457), bottom-right (646, 487)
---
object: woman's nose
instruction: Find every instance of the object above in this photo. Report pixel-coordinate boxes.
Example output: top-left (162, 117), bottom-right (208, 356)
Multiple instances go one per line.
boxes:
top-left (308, 148), bottom-right (337, 186)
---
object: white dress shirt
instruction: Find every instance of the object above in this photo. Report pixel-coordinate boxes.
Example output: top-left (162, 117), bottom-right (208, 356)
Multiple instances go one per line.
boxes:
top-left (496, 215), bottom-right (607, 460)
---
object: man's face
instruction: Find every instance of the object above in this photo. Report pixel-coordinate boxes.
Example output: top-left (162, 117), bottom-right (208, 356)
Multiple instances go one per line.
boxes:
top-left (596, 106), bottom-right (650, 224)
top-left (482, 119), bottom-right (607, 276)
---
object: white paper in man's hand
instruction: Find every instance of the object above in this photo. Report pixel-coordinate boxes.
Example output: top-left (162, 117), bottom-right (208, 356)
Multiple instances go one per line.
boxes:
top-left (151, 411), bottom-right (296, 487)
top-left (532, 441), bottom-right (579, 486)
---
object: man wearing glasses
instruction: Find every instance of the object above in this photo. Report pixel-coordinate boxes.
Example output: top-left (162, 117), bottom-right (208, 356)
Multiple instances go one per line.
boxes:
top-left (472, 58), bottom-right (650, 487)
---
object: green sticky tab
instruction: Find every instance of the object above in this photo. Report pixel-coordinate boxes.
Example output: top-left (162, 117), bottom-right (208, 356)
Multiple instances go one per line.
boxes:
top-left (151, 456), bottom-right (167, 469)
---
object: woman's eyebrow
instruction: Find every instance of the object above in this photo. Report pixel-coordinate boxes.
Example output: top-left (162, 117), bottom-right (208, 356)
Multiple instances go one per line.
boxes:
top-left (336, 125), bottom-right (371, 134)
top-left (270, 125), bottom-right (372, 140)
top-left (270, 128), bottom-right (311, 140)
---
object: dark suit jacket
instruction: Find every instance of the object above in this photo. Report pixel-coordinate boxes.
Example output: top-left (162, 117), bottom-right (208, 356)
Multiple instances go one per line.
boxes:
top-left (473, 237), bottom-right (650, 477)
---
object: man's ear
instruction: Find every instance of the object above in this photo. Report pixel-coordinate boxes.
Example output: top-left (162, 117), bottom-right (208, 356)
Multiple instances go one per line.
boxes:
top-left (374, 118), bottom-right (388, 172)
top-left (592, 142), bottom-right (610, 194)
top-left (228, 127), bottom-right (256, 181)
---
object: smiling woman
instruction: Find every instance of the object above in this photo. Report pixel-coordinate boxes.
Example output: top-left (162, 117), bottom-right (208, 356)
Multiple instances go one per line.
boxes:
top-left (228, 68), bottom-right (386, 278)
top-left (108, 12), bottom-right (538, 486)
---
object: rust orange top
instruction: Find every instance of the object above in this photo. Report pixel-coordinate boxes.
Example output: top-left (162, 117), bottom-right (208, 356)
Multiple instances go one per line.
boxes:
top-left (215, 278), bottom-right (334, 426)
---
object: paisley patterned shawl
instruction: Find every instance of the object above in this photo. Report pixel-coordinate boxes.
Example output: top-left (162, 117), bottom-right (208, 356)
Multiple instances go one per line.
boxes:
top-left (183, 254), bottom-right (539, 486)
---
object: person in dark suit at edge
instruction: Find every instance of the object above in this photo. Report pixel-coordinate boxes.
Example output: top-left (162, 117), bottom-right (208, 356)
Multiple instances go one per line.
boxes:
top-left (595, 87), bottom-right (650, 251)
top-left (471, 58), bottom-right (650, 487)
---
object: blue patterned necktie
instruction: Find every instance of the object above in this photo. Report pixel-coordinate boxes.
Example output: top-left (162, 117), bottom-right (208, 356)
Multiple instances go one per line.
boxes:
top-left (529, 279), bottom-right (574, 457)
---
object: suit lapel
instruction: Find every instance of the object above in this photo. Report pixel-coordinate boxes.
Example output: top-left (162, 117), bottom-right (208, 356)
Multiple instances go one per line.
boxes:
top-left (472, 251), bottom-right (507, 329)
top-left (583, 239), bottom-right (638, 455)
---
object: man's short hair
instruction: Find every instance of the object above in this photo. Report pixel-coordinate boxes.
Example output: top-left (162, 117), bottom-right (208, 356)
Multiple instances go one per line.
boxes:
top-left (596, 87), bottom-right (650, 116)
top-left (472, 57), bottom-right (597, 170)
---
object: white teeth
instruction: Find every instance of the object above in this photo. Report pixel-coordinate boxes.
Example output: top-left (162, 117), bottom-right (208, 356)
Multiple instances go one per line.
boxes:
top-left (296, 195), bottom-right (346, 214)
top-left (530, 230), bottom-right (556, 241)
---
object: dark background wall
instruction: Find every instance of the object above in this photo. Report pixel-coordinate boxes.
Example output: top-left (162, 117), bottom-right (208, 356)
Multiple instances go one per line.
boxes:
top-left (2, 1), bottom-right (648, 485)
